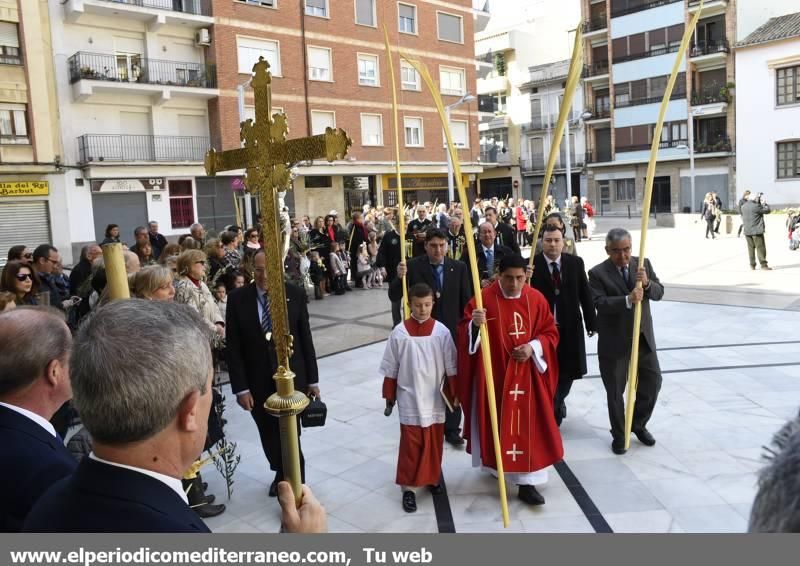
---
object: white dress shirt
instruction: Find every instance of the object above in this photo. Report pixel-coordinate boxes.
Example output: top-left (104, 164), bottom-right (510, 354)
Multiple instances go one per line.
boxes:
top-left (0, 401), bottom-right (56, 438)
top-left (89, 453), bottom-right (188, 504)
top-left (544, 254), bottom-right (562, 323)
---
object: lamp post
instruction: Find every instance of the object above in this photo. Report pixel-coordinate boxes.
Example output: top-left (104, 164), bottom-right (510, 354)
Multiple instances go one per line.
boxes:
top-left (678, 107), bottom-right (703, 212)
top-left (446, 93), bottom-right (476, 204)
top-left (237, 79), bottom-right (253, 226)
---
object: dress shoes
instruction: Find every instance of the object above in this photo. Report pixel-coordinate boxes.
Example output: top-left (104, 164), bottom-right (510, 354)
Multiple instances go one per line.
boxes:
top-left (518, 485), bottom-right (545, 506)
top-left (611, 438), bottom-right (627, 455)
top-left (633, 428), bottom-right (656, 446)
top-left (193, 501), bottom-right (227, 518)
top-left (445, 432), bottom-right (465, 447)
top-left (761, 266), bottom-right (773, 271)
top-left (402, 490), bottom-right (417, 513)
top-left (428, 484), bottom-right (444, 495)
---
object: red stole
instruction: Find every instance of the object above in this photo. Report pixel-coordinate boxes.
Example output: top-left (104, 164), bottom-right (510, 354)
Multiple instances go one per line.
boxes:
top-left (457, 282), bottom-right (563, 473)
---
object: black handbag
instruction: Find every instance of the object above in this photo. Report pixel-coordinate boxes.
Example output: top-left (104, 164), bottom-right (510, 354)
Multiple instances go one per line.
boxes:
top-left (301, 394), bottom-right (327, 428)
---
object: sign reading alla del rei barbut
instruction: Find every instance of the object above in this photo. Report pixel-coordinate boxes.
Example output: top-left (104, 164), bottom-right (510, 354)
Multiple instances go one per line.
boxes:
top-left (0, 181), bottom-right (49, 197)
top-left (90, 178), bottom-right (166, 192)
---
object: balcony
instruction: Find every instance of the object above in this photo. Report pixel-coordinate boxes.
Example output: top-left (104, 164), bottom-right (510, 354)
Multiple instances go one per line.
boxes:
top-left (617, 139), bottom-right (686, 153)
top-left (585, 107), bottom-right (611, 122)
top-left (689, 39), bottom-right (729, 68)
top-left (611, 0), bottom-right (681, 18)
top-left (475, 29), bottom-right (530, 57)
top-left (77, 134), bottom-right (210, 164)
top-left (479, 147), bottom-right (511, 165)
top-left (583, 15), bottom-right (608, 38)
top-left (68, 52), bottom-right (218, 102)
top-left (614, 43), bottom-right (681, 65)
top-left (64, 0), bottom-right (213, 30)
top-left (583, 61), bottom-right (610, 85)
top-left (695, 136), bottom-right (732, 154)
top-left (615, 89), bottom-right (687, 109)
top-left (520, 157), bottom-right (546, 173)
top-left (585, 148), bottom-right (613, 164)
top-left (689, 0), bottom-right (728, 17)
top-left (477, 74), bottom-right (509, 95)
top-left (523, 115), bottom-right (551, 132)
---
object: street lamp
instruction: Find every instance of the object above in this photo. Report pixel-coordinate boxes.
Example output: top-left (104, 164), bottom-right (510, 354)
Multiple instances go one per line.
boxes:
top-left (565, 110), bottom-right (594, 199)
top-left (445, 93), bottom-right (476, 203)
top-left (677, 107), bottom-right (704, 212)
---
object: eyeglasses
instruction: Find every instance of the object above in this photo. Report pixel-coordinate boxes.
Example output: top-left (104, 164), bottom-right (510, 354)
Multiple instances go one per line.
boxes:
top-left (608, 247), bottom-right (631, 255)
top-left (249, 234), bottom-right (259, 239)
top-left (15, 273), bottom-right (33, 281)
top-left (23, 253), bottom-right (32, 259)
top-left (46, 258), bottom-right (59, 264)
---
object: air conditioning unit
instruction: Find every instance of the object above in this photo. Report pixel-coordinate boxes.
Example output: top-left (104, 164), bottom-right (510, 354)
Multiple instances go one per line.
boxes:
top-left (195, 28), bottom-right (211, 47)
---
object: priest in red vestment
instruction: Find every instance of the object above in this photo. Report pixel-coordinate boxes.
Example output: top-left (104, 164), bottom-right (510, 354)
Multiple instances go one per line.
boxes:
top-left (457, 254), bottom-right (562, 505)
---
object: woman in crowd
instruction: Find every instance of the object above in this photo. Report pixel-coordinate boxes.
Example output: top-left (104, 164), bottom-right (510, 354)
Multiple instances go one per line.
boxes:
top-left (204, 238), bottom-right (230, 290)
top-left (515, 200), bottom-right (528, 248)
top-left (701, 192), bottom-right (717, 240)
top-left (220, 231), bottom-right (241, 271)
top-left (100, 224), bottom-right (121, 246)
top-left (158, 243), bottom-right (182, 264)
top-left (0, 260), bottom-right (40, 305)
top-left (581, 197), bottom-right (595, 240)
top-left (174, 250), bottom-right (225, 340)
top-left (6, 245), bottom-right (32, 265)
top-left (243, 228), bottom-right (261, 261)
top-left (568, 195), bottom-right (584, 243)
top-left (130, 265), bottom-right (175, 301)
top-left (131, 240), bottom-right (157, 267)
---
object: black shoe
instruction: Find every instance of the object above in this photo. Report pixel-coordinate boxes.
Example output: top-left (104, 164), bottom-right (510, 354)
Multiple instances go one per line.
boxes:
top-left (202, 482), bottom-right (208, 491)
top-left (445, 432), bottom-right (465, 447)
top-left (268, 477), bottom-right (280, 497)
top-left (518, 485), bottom-right (545, 506)
top-left (204, 493), bottom-right (216, 504)
top-left (402, 490), bottom-right (417, 513)
top-left (611, 438), bottom-right (627, 455)
top-left (193, 502), bottom-right (227, 518)
top-left (633, 428), bottom-right (656, 446)
top-left (428, 484), bottom-right (444, 495)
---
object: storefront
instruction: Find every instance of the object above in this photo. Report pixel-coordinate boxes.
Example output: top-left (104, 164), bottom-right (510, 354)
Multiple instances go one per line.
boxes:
top-left (0, 180), bottom-right (52, 266)
top-left (382, 173), bottom-right (474, 206)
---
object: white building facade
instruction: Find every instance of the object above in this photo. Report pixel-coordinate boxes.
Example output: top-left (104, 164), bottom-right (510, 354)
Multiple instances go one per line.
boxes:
top-left (49, 0), bottom-right (217, 261)
top-left (735, 13), bottom-right (800, 207)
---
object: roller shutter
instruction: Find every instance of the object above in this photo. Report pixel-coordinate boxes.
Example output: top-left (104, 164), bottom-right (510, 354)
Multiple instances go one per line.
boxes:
top-left (0, 200), bottom-right (51, 267)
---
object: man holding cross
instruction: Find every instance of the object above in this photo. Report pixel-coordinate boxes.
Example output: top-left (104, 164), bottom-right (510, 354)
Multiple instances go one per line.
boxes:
top-left (456, 254), bottom-right (562, 506)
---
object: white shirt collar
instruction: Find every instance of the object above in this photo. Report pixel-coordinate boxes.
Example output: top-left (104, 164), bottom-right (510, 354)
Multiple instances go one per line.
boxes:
top-left (0, 401), bottom-right (56, 437)
top-left (544, 254), bottom-right (561, 269)
top-left (499, 286), bottom-right (522, 300)
top-left (89, 453), bottom-right (188, 504)
top-left (482, 244), bottom-right (494, 254)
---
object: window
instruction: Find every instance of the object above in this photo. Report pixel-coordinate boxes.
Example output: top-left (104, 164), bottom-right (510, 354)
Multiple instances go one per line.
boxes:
top-left (446, 119), bottom-right (469, 148)
top-left (244, 105), bottom-right (283, 123)
top-left (168, 180), bottom-right (195, 229)
top-left (404, 116), bottom-right (423, 146)
top-left (440, 66), bottom-right (465, 96)
top-left (437, 11), bottom-right (463, 43)
top-left (401, 61), bottom-right (420, 90)
top-left (398, 3), bottom-right (417, 34)
top-left (777, 141), bottom-right (800, 179)
top-left (305, 0), bottom-right (327, 17)
top-left (0, 22), bottom-right (21, 65)
top-left (0, 103), bottom-right (28, 144)
top-left (307, 46), bottom-right (332, 81)
top-left (311, 110), bottom-right (335, 135)
top-left (236, 0), bottom-right (276, 7)
top-left (614, 179), bottom-right (636, 202)
top-left (777, 65), bottom-right (800, 106)
top-left (615, 83), bottom-right (630, 106)
top-left (355, 0), bottom-right (376, 27)
top-left (658, 121), bottom-right (687, 147)
top-left (361, 113), bottom-right (383, 145)
top-left (305, 176), bottom-right (333, 188)
top-left (237, 37), bottom-right (280, 75)
top-left (358, 53), bottom-right (379, 86)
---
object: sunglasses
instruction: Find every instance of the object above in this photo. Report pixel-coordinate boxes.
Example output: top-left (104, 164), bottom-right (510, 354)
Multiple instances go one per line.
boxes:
top-left (15, 273), bottom-right (33, 281)
top-left (23, 253), bottom-right (32, 259)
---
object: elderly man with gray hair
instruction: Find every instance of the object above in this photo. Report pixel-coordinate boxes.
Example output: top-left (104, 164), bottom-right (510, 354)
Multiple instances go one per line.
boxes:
top-left (588, 228), bottom-right (664, 455)
top-left (0, 307), bottom-right (76, 531)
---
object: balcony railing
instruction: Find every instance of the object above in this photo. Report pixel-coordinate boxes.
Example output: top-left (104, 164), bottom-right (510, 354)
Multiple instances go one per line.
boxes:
top-left (583, 15), bottom-right (608, 33)
top-left (480, 147), bottom-right (510, 164)
top-left (695, 136), bottom-right (732, 154)
top-left (588, 107), bottom-right (611, 119)
top-left (617, 139), bottom-right (686, 153)
top-left (691, 89), bottom-right (730, 105)
top-left (68, 52), bottom-right (216, 88)
top-left (520, 158), bottom-right (547, 172)
top-left (614, 43), bottom-right (681, 64)
top-left (584, 60), bottom-right (610, 77)
top-left (97, 0), bottom-right (211, 16)
top-left (611, 0), bottom-right (681, 18)
top-left (78, 134), bottom-right (210, 163)
top-left (585, 149), bottom-right (613, 164)
top-left (615, 89), bottom-right (687, 108)
top-left (690, 39), bottom-right (729, 58)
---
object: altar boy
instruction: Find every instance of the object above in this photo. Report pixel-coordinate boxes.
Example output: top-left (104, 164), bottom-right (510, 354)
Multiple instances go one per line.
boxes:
top-left (379, 283), bottom-right (458, 513)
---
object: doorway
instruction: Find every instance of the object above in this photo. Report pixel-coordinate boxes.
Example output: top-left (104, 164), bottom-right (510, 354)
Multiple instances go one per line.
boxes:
top-left (650, 176), bottom-right (671, 213)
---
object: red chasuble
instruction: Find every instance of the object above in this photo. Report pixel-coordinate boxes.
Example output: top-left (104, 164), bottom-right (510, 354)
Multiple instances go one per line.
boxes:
top-left (457, 281), bottom-right (563, 474)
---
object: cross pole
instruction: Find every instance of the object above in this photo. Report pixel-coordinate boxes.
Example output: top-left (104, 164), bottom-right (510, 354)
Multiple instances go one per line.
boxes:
top-left (204, 57), bottom-right (351, 505)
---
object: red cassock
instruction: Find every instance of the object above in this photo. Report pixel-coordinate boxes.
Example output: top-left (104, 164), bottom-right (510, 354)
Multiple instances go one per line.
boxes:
top-left (457, 282), bottom-right (563, 474)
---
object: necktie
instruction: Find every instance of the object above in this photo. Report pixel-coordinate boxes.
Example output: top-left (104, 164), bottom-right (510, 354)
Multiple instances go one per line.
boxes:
top-left (551, 262), bottom-right (561, 294)
top-left (431, 264), bottom-right (444, 292)
top-left (622, 266), bottom-right (633, 291)
top-left (259, 292), bottom-right (272, 337)
top-left (485, 248), bottom-right (494, 276)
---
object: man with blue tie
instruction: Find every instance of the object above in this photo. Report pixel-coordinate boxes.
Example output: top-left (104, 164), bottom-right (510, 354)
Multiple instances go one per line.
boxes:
top-left (226, 250), bottom-right (320, 496)
top-left (462, 222), bottom-right (513, 292)
top-left (588, 228), bottom-right (664, 455)
top-left (0, 307), bottom-right (76, 532)
top-left (392, 229), bottom-right (471, 446)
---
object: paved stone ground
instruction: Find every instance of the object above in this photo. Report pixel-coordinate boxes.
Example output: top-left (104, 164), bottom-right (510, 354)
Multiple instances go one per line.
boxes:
top-left (201, 218), bottom-right (800, 533)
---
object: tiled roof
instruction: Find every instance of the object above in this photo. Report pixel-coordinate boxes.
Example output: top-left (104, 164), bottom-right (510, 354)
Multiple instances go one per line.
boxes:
top-left (738, 12), bottom-right (800, 47)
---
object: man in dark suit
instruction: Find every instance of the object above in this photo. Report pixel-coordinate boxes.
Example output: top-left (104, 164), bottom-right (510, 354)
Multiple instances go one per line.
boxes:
top-left (462, 222), bottom-right (513, 291)
top-left (406, 206), bottom-right (433, 257)
top-left (148, 220), bottom-right (168, 260)
top-left (588, 228), bottom-right (664, 455)
top-left (24, 301), bottom-right (215, 532)
top-left (530, 225), bottom-right (597, 425)
top-left (484, 206), bottom-right (521, 254)
top-left (391, 229), bottom-right (471, 446)
top-left (0, 307), bottom-right (76, 532)
top-left (347, 212), bottom-right (369, 286)
top-left (376, 226), bottom-right (402, 326)
top-left (226, 249), bottom-right (320, 496)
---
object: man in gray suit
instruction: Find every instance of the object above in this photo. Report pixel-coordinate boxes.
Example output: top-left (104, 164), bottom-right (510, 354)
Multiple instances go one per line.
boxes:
top-left (588, 228), bottom-right (664, 455)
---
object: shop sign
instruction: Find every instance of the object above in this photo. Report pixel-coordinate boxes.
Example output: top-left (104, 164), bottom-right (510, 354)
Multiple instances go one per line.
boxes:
top-left (91, 178), bottom-right (166, 192)
top-left (0, 181), bottom-right (49, 197)
top-left (387, 176), bottom-right (448, 190)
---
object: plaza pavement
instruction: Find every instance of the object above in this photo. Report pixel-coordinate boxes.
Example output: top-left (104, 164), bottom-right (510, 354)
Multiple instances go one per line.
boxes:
top-left (203, 217), bottom-right (800, 533)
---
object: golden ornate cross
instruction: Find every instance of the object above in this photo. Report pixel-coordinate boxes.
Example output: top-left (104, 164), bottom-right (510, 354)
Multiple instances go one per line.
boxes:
top-left (204, 57), bottom-right (351, 504)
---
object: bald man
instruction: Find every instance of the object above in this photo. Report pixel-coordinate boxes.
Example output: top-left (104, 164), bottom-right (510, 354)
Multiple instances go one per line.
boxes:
top-left (0, 307), bottom-right (76, 531)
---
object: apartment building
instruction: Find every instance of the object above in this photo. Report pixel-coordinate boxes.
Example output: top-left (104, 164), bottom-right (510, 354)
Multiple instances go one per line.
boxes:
top-left (581, 0), bottom-right (736, 215)
top-left (0, 0), bottom-right (64, 264)
top-left (49, 0), bottom-right (217, 261)
top-left (204, 0), bottom-right (481, 227)
top-left (474, 0), bottom-right (583, 202)
top-left (736, 12), bottom-right (800, 207)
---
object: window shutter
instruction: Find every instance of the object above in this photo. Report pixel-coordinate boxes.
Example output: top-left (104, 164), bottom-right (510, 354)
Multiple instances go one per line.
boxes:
top-left (0, 22), bottom-right (19, 48)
